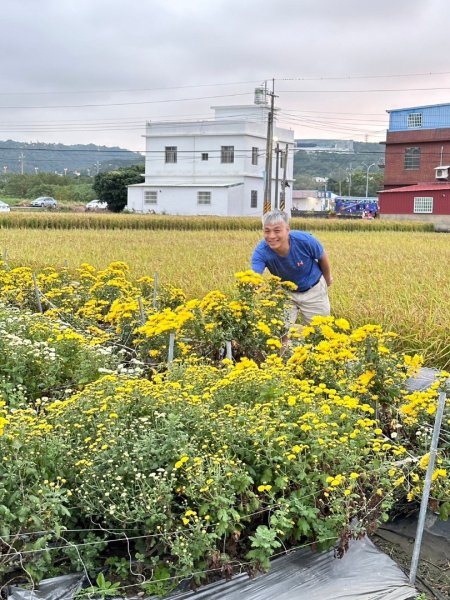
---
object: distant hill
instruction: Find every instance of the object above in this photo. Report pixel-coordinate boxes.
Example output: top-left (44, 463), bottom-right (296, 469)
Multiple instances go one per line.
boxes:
top-left (0, 140), bottom-right (143, 175)
top-left (294, 140), bottom-right (385, 180)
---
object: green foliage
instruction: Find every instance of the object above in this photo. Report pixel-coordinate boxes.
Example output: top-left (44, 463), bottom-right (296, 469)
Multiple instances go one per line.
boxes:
top-left (140, 563), bottom-right (177, 597)
top-left (246, 526), bottom-right (282, 570)
top-left (0, 173), bottom-right (96, 203)
top-left (79, 573), bottom-right (121, 599)
top-left (93, 165), bottom-right (144, 212)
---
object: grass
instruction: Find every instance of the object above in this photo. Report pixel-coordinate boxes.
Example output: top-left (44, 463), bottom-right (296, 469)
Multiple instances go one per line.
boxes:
top-left (0, 227), bottom-right (448, 369)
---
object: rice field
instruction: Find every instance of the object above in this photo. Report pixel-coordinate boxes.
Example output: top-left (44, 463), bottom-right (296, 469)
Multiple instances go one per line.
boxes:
top-left (0, 226), bottom-right (449, 368)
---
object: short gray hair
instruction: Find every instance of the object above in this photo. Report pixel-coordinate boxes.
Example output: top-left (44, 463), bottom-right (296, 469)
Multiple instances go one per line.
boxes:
top-left (262, 210), bottom-right (290, 227)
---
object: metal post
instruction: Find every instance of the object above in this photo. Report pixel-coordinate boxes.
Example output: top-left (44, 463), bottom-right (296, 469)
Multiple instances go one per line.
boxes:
top-left (138, 297), bottom-right (146, 325)
top-left (226, 341), bottom-right (232, 361)
top-left (152, 272), bottom-right (158, 310)
top-left (409, 391), bottom-right (447, 585)
top-left (32, 273), bottom-right (43, 313)
top-left (167, 332), bottom-right (175, 365)
top-left (365, 163), bottom-right (376, 198)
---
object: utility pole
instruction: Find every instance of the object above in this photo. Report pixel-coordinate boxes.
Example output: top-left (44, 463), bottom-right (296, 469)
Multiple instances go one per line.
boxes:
top-left (18, 153), bottom-right (25, 175)
top-left (263, 80), bottom-right (276, 214)
top-left (280, 144), bottom-right (288, 211)
top-left (274, 143), bottom-right (280, 209)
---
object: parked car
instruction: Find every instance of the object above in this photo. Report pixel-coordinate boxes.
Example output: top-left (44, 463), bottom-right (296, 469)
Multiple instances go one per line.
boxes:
top-left (85, 199), bottom-right (108, 211)
top-left (0, 200), bottom-right (11, 212)
top-left (31, 196), bottom-right (57, 208)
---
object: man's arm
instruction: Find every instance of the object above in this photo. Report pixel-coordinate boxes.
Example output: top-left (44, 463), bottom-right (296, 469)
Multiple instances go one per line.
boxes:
top-left (251, 247), bottom-right (266, 274)
top-left (318, 251), bottom-right (333, 286)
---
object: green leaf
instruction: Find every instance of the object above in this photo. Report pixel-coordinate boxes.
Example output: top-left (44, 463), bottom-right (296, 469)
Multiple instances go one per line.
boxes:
top-left (439, 502), bottom-right (449, 521)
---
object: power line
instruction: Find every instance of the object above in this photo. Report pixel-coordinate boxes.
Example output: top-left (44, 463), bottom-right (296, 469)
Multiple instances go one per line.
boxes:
top-left (280, 86), bottom-right (450, 94)
top-left (0, 79), bottom-right (262, 97)
top-left (278, 70), bottom-right (450, 81)
top-left (0, 92), bottom-right (252, 111)
top-left (2, 70), bottom-right (449, 97)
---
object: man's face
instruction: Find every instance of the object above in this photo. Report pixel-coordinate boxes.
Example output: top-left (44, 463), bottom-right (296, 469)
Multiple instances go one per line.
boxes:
top-left (263, 221), bottom-right (290, 253)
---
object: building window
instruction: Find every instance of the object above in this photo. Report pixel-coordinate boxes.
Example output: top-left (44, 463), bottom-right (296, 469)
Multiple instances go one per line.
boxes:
top-left (201, 153), bottom-right (209, 161)
top-left (407, 113), bottom-right (423, 128)
top-left (414, 196), bottom-right (433, 213)
top-left (250, 190), bottom-right (258, 208)
top-left (252, 147), bottom-right (258, 165)
top-left (221, 146), bottom-right (234, 163)
top-left (165, 146), bottom-right (177, 163)
top-left (197, 191), bottom-right (211, 205)
top-left (404, 147), bottom-right (421, 170)
top-left (144, 191), bottom-right (157, 204)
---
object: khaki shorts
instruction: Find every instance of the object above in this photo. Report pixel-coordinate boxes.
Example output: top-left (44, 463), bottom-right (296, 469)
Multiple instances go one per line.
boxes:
top-left (285, 276), bottom-right (331, 327)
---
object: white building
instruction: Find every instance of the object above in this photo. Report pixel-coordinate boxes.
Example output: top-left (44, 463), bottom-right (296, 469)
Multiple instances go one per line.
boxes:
top-left (127, 90), bottom-right (294, 216)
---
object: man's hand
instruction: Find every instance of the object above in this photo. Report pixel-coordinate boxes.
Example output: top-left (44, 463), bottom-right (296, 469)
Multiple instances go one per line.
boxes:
top-left (318, 252), bottom-right (333, 287)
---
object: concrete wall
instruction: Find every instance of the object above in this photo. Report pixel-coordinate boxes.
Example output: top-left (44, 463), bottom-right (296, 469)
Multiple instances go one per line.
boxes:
top-left (127, 185), bottom-right (238, 216)
top-left (380, 213), bottom-right (450, 231)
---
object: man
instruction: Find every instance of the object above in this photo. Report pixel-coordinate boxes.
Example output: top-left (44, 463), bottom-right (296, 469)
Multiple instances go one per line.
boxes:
top-left (251, 210), bottom-right (333, 326)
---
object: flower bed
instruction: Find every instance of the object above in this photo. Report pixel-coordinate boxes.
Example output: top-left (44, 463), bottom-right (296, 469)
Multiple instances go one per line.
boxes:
top-left (0, 262), bottom-right (448, 596)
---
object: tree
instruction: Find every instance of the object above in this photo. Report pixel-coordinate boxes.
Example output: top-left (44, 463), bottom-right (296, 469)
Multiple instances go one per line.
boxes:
top-left (93, 164), bottom-right (144, 212)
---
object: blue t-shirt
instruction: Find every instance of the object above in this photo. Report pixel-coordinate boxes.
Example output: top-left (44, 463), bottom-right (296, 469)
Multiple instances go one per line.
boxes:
top-left (251, 231), bottom-right (324, 292)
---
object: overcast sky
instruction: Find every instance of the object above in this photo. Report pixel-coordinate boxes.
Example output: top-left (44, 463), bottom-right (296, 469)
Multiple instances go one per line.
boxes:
top-left (2, 0), bottom-right (450, 151)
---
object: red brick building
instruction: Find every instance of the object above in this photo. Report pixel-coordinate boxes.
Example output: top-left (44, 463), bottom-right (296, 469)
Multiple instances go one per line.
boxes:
top-left (384, 127), bottom-right (450, 189)
top-left (380, 103), bottom-right (450, 229)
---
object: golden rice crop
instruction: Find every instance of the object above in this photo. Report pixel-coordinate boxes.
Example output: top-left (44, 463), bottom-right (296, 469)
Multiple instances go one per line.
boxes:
top-left (0, 227), bottom-right (448, 368)
top-left (0, 211), bottom-right (435, 232)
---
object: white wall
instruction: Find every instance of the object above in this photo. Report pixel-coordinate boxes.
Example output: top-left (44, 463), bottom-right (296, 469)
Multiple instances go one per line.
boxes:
top-left (127, 186), bottom-right (242, 216)
top-left (143, 120), bottom-right (293, 183)
top-left (144, 131), bottom-right (267, 182)
top-left (128, 104), bottom-right (295, 216)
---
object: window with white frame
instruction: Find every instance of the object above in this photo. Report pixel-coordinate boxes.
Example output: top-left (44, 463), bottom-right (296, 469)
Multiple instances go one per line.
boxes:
top-left (144, 191), bottom-right (157, 204)
top-left (414, 196), bottom-right (433, 213)
top-left (221, 146), bottom-right (234, 163)
top-left (197, 191), bottom-right (211, 205)
top-left (165, 146), bottom-right (177, 163)
top-left (251, 147), bottom-right (258, 165)
top-left (250, 190), bottom-right (258, 208)
top-left (404, 147), bottom-right (421, 170)
top-left (407, 113), bottom-right (423, 128)
top-left (201, 153), bottom-right (209, 161)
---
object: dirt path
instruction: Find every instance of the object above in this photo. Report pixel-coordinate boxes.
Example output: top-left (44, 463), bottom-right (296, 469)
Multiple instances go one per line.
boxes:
top-left (373, 515), bottom-right (450, 600)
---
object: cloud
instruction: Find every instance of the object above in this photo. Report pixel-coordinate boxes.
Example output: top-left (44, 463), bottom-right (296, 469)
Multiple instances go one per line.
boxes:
top-left (1, 0), bottom-right (450, 148)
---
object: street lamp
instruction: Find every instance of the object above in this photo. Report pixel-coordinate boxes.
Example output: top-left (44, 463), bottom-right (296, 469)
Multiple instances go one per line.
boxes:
top-left (364, 163), bottom-right (377, 198)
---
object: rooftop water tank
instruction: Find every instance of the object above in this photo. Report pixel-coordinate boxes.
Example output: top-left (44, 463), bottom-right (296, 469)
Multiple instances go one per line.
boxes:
top-left (254, 87), bottom-right (267, 105)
